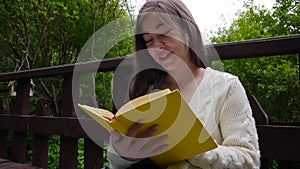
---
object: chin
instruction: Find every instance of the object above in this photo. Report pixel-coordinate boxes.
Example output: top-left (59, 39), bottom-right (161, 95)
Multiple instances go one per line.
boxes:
top-left (161, 64), bottom-right (176, 72)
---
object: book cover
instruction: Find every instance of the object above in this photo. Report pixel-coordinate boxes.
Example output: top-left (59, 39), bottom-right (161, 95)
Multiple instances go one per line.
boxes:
top-left (78, 89), bottom-right (217, 166)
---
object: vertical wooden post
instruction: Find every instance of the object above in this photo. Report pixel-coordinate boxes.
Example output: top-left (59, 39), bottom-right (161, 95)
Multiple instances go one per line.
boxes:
top-left (84, 96), bottom-right (103, 169)
top-left (298, 52), bottom-right (300, 86)
top-left (84, 139), bottom-right (103, 169)
top-left (12, 79), bottom-right (30, 163)
top-left (248, 95), bottom-right (270, 169)
top-left (59, 74), bottom-right (79, 169)
top-left (0, 99), bottom-right (11, 158)
top-left (32, 98), bottom-right (51, 168)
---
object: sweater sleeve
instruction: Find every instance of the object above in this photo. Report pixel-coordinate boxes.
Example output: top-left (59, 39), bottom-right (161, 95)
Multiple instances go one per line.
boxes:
top-left (107, 144), bottom-right (138, 169)
top-left (181, 78), bottom-right (260, 169)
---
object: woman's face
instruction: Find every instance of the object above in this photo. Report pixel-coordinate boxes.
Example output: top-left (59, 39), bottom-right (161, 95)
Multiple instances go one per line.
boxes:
top-left (141, 15), bottom-right (191, 72)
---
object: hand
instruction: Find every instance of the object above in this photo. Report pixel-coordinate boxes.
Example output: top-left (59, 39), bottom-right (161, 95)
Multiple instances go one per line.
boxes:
top-left (110, 121), bottom-right (169, 161)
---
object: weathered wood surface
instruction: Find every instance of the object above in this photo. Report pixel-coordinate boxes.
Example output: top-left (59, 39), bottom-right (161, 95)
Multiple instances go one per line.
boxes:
top-left (257, 125), bottom-right (300, 162)
top-left (0, 157), bottom-right (40, 169)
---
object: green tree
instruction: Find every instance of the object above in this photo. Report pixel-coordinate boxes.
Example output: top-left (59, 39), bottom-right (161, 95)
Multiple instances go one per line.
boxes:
top-left (212, 2), bottom-right (299, 167)
top-left (0, 0), bottom-right (135, 168)
top-left (0, 0), bottom-right (134, 113)
top-left (212, 0), bottom-right (300, 122)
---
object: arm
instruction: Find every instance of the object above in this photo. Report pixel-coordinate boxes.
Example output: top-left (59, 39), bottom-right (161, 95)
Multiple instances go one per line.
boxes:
top-left (107, 144), bottom-right (137, 169)
top-left (107, 123), bottom-right (169, 169)
top-left (108, 147), bottom-right (164, 169)
top-left (170, 78), bottom-right (260, 169)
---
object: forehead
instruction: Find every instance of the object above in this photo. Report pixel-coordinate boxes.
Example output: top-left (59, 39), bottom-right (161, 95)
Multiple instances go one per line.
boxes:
top-left (140, 14), bottom-right (181, 34)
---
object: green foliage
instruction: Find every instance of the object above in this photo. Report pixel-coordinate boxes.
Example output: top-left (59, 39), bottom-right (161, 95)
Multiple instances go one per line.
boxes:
top-left (212, 0), bottom-right (300, 122)
top-left (47, 135), bottom-right (60, 168)
top-left (78, 138), bottom-right (85, 169)
top-left (0, 0), bottom-right (134, 115)
top-left (217, 56), bottom-right (299, 122)
top-left (0, 0), bottom-right (135, 168)
top-left (212, 2), bottom-right (299, 167)
top-left (0, 0), bottom-right (132, 70)
top-left (103, 148), bottom-right (109, 167)
top-left (96, 72), bottom-right (114, 110)
top-left (47, 137), bottom-right (84, 169)
top-left (271, 0), bottom-right (300, 35)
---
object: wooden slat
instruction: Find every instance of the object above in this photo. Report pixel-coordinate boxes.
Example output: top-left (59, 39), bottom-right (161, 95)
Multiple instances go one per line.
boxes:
top-left (84, 139), bottom-right (103, 169)
top-left (248, 95), bottom-right (270, 169)
top-left (59, 137), bottom-right (78, 169)
top-left (0, 158), bottom-right (39, 169)
top-left (83, 96), bottom-right (104, 168)
top-left (0, 35), bottom-right (299, 82)
top-left (257, 125), bottom-right (300, 162)
top-left (12, 79), bottom-right (30, 163)
top-left (59, 75), bottom-right (78, 169)
top-left (0, 99), bottom-right (11, 114)
top-left (0, 115), bottom-right (107, 138)
top-left (248, 95), bottom-right (269, 125)
top-left (0, 57), bottom-right (124, 82)
top-left (0, 99), bottom-right (10, 158)
top-left (32, 99), bottom-right (51, 168)
top-left (4, 114), bottom-right (299, 162)
top-left (212, 34), bottom-right (300, 60)
top-left (0, 158), bottom-right (9, 163)
top-left (0, 130), bottom-right (8, 158)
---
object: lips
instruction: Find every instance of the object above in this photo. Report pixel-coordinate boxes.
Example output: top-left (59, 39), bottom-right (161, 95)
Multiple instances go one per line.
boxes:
top-left (158, 51), bottom-right (172, 61)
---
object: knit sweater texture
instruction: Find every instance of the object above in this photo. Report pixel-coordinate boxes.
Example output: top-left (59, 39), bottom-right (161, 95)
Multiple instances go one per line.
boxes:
top-left (108, 67), bottom-right (261, 169)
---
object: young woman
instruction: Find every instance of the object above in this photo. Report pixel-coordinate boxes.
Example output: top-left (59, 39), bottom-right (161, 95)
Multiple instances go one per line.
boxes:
top-left (108, 0), bottom-right (260, 168)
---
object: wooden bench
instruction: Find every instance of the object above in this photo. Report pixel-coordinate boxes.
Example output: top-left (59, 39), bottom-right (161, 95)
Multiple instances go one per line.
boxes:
top-left (0, 97), bottom-right (104, 169)
top-left (0, 157), bottom-right (40, 169)
top-left (0, 35), bottom-right (299, 168)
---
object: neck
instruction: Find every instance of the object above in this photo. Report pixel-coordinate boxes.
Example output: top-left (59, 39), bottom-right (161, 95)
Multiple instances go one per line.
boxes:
top-left (168, 63), bottom-right (201, 86)
top-left (164, 65), bottom-right (204, 101)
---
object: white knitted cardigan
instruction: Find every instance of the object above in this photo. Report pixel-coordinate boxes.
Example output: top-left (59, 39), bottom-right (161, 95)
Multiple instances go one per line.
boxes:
top-left (108, 67), bottom-right (261, 169)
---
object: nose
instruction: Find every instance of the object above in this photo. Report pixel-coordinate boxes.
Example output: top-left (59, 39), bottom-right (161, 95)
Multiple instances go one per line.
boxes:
top-left (152, 36), bottom-right (164, 49)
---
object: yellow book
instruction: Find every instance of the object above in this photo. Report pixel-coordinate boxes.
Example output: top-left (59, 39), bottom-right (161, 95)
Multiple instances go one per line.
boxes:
top-left (78, 89), bottom-right (217, 166)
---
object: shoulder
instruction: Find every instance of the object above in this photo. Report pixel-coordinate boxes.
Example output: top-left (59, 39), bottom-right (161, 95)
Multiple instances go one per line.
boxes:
top-left (205, 67), bottom-right (237, 79)
top-left (204, 67), bottom-right (241, 89)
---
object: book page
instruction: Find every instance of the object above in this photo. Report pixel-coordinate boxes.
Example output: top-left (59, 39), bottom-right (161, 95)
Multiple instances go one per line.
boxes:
top-left (78, 104), bottom-right (114, 121)
top-left (116, 88), bottom-right (171, 116)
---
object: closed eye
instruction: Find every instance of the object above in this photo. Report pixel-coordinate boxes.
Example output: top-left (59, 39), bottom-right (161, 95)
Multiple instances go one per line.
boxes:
top-left (143, 29), bottom-right (172, 46)
top-left (144, 38), bottom-right (153, 45)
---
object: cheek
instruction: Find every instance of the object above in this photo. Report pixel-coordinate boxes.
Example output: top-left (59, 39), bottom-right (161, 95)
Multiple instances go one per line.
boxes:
top-left (147, 49), bottom-right (159, 63)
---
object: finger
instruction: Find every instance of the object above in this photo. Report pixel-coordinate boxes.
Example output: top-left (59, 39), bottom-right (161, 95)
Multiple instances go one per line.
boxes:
top-left (142, 135), bottom-right (169, 156)
top-left (154, 134), bottom-right (169, 143)
top-left (130, 134), bottom-right (166, 157)
top-left (147, 134), bottom-right (169, 149)
top-left (142, 124), bottom-right (159, 138)
top-left (111, 131), bottom-right (134, 157)
top-left (127, 120), bottom-right (144, 137)
top-left (130, 137), bottom-right (149, 152)
top-left (150, 143), bottom-right (169, 156)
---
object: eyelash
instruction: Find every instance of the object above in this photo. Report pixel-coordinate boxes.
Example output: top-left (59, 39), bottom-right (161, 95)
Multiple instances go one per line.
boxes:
top-left (144, 30), bottom-right (171, 45)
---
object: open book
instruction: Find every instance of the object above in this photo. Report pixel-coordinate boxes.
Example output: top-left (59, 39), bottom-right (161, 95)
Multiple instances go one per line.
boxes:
top-left (78, 89), bottom-right (217, 166)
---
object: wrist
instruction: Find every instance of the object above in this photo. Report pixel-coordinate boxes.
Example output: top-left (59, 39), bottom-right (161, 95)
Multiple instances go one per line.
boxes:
top-left (121, 156), bottom-right (143, 162)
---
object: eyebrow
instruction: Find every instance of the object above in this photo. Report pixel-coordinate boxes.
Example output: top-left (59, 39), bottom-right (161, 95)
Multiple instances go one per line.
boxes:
top-left (142, 23), bottom-right (166, 35)
top-left (156, 23), bottom-right (165, 29)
